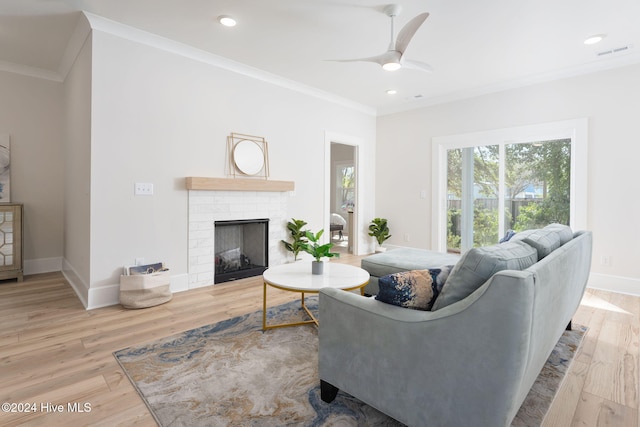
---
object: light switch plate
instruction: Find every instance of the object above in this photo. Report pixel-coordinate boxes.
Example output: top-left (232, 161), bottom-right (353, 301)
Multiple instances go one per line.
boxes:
top-left (135, 182), bottom-right (154, 195)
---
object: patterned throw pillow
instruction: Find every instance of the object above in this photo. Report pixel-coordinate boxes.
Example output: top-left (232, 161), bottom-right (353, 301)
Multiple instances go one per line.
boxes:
top-left (376, 266), bottom-right (455, 311)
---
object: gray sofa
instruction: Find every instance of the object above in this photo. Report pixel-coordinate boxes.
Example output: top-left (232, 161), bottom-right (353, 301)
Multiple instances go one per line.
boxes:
top-left (319, 227), bottom-right (592, 427)
top-left (361, 248), bottom-right (460, 295)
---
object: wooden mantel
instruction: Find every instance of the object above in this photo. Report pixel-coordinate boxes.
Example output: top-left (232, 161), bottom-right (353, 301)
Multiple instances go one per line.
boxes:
top-left (186, 177), bottom-right (295, 192)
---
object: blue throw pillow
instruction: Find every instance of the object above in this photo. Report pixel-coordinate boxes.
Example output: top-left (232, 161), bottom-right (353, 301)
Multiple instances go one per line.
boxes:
top-left (376, 266), bottom-right (455, 311)
top-left (499, 229), bottom-right (516, 243)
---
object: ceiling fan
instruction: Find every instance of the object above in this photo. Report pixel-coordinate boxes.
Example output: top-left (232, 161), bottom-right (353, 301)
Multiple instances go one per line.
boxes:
top-left (329, 4), bottom-right (433, 72)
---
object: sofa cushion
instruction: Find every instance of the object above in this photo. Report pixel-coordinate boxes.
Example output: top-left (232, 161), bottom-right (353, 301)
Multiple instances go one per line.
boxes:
top-left (511, 228), bottom-right (561, 259)
top-left (376, 266), bottom-right (455, 311)
top-left (361, 248), bottom-right (461, 278)
top-left (543, 223), bottom-right (573, 245)
top-left (432, 241), bottom-right (538, 310)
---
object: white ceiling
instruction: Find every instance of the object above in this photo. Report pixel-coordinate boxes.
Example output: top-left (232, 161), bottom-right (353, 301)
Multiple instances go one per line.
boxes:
top-left (2, 0), bottom-right (640, 115)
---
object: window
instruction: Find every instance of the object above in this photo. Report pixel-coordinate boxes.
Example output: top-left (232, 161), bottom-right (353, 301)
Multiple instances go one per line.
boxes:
top-left (335, 163), bottom-right (355, 213)
top-left (432, 119), bottom-right (587, 253)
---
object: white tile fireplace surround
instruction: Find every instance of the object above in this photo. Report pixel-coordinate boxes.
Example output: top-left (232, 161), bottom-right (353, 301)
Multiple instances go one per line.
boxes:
top-left (188, 189), bottom-right (290, 288)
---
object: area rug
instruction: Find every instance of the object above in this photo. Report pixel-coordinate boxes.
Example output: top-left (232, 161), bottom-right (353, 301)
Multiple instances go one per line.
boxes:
top-left (114, 298), bottom-right (586, 426)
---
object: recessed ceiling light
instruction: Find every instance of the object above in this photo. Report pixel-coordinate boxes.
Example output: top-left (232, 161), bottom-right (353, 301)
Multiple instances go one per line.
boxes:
top-left (218, 15), bottom-right (237, 27)
top-left (386, 89), bottom-right (397, 95)
top-left (584, 34), bottom-right (606, 45)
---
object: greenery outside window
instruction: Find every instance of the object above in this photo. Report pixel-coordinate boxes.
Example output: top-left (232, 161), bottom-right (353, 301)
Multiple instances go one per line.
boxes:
top-left (336, 163), bottom-right (355, 213)
top-left (432, 119), bottom-right (587, 253)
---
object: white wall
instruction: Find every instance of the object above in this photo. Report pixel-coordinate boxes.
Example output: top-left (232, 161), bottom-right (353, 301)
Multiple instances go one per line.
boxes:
top-left (0, 70), bottom-right (64, 275)
top-left (83, 21), bottom-right (376, 307)
top-left (62, 29), bottom-right (92, 305)
top-left (377, 63), bottom-right (640, 295)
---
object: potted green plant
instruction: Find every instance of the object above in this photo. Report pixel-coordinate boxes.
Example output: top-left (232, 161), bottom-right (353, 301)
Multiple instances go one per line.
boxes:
top-left (281, 218), bottom-right (308, 261)
top-left (368, 217), bottom-right (392, 252)
top-left (302, 229), bottom-right (340, 274)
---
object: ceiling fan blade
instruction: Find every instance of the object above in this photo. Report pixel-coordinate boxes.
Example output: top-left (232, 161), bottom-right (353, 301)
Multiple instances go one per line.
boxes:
top-left (326, 51), bottom-right (398, 67)
top-left (402, 59), bottom-right (434, 72)
top-left (395, 12), bottom-right (429, 54)
top-left (326, 56), bottom-right (384, 66)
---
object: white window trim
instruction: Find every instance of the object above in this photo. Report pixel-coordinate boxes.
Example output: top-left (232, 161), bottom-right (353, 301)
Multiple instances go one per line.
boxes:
top-left (431, 118), bottom-right (588, 252)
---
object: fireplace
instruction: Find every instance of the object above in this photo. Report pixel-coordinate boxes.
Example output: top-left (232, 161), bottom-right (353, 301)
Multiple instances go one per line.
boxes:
top-left (188, 188), bottom-right (289, 289)
top-left (214, 218), bottom-right (269, 283)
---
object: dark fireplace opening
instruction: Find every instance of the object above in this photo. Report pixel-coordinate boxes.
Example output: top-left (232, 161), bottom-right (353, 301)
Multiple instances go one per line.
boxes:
top-left (214, 218), bottom-right (269, 284)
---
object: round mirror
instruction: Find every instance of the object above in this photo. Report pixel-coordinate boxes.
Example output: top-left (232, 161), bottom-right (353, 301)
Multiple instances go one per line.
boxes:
top-left (233, 140), bottom-right (264, 175)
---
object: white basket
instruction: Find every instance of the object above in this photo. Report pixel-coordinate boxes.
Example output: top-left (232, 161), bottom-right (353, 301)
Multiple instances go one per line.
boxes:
top-left (119, 269), bottom-right (172, 309)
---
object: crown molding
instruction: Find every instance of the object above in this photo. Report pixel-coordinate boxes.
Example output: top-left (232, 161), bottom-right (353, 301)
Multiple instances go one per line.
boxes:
top-left (82, 12), bottom-right (376, 116)
top-left (57, 12), bottom-right (92, 81)
top-left (0, 60), bottom-right (62, 82)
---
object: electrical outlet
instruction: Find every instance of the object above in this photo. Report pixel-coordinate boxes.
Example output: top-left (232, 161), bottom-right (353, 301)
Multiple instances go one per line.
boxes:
top-left (404, 233), bottom-right (410, 242)
top-left (600, 255), bottom-right (612, 267)
top-left (134, 182), bottom-right (154, 196)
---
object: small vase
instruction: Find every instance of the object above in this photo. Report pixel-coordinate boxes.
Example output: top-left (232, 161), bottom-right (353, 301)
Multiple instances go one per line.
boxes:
top-left (312, 261), bottom-right (324, 275)
top-left (375, 246), bottom-right (387, 253)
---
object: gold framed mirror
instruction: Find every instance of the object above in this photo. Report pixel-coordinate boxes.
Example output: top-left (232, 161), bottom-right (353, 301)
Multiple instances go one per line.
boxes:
top-left (227, 133), bottom-right (269, 178)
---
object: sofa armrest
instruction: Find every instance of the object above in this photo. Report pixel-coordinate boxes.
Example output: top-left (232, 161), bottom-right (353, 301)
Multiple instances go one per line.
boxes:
top-left (318, 270), bottom-right (535, 427)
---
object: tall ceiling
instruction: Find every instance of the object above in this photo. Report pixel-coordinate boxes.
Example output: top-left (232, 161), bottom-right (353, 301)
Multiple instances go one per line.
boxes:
top-left (2, 0), bottom-right (640, 115)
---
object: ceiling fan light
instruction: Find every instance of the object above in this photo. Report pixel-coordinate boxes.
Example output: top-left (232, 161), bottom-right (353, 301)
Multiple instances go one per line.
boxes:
top-left (218, 15), bottom-right (237, 27)
top-left (382, 61), bottom-right (401, 71)
top-left (584, 34), bottom-right (606, 45)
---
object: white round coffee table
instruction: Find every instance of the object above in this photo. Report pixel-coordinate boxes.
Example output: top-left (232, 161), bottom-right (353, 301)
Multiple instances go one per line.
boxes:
top-left (262, 261), bottom-right (370, 330)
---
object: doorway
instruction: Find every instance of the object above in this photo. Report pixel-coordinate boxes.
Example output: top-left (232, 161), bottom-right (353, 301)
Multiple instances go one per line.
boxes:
top-left (324, 131), bottom-right (363, 255)
top-left (330, 143), bottom-right (356, 254)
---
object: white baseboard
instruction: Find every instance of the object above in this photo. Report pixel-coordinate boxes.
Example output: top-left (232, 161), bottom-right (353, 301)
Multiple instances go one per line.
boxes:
top-left (87, 284), bottom-right (121, 310)
top-left (24, 257), bottom-right (63, 275)
top-left (82, 273), bottom-right (191, 310)
top-left (587, 272), bottom-right (640, 297)
top-left (44, 255), bottom-right (640, 307)
top-left (171, 273), bottom-right (190, 293)
top-left (62, 259), bottom-right (89, 309)
top-left (61, 260), bottom-right (191, 310)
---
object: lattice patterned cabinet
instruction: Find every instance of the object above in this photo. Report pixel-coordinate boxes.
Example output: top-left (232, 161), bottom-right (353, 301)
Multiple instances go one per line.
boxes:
top-left (0, 203), bottom-right (23, 282)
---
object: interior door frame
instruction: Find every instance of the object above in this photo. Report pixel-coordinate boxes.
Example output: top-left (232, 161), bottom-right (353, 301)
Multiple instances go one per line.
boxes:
top-left (324, 131), bottom-right (362, 255)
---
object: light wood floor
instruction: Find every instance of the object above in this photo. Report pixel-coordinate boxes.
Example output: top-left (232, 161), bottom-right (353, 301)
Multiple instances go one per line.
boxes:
top-left (0, 254), bottom-right (638, 426)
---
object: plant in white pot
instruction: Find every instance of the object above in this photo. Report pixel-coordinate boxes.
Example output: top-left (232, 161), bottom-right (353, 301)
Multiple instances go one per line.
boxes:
top-left (302, 229), bottom-right (340, 274)
top-left (368, 217), bottom-right (392, 252)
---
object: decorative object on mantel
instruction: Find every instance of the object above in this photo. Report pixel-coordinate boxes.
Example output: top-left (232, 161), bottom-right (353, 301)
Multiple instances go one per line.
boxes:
top-left (369, 217), bottom-right (392, 253)
top-left (301, 229), bottom-right (339, 274)
top-left (281, 218), bottom-right (309, 261)
top-left (227, 133), bottom-right (269, 179)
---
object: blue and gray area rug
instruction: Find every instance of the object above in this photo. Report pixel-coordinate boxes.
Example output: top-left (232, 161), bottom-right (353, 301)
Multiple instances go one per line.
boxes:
top-left (114, 298), bottom-right (585, 426)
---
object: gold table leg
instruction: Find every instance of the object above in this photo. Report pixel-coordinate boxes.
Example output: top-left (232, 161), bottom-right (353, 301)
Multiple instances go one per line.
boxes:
top-left (262, 281), bottom-right (268, 331)
top-left (262, 282), bottom-right (318, 331)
